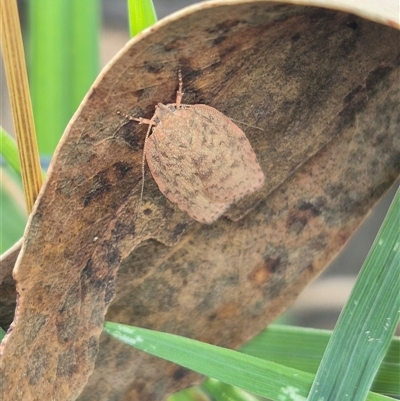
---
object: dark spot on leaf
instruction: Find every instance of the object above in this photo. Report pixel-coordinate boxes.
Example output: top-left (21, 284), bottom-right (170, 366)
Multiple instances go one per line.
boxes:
top-left (248, 257), bottom-right (281, 288)
top-left (310, 233), bottom-right (329, 252)
top-left (87, 336), bottom-right (99, 362)
top-left (83, 171), bottom-right (112, 207)
top-left (27, 346), bottom-right (49, 385)
top-left (56, 315), bottom-right (79, 343)
top-left (116, 123), bottom-right (142, 151)
top-left (143, 208), bottom-right (152, 215)
top-left (298, 201), bottom-right (321, 216)
top-left (327, 183), bottom-right (344, 199)
top-left (113, 162), bottom-right (132, 179)
top-left (132, 88), bottom-right (145, 99)
top-left (213, 35), bottom-right (227, 46)
top-left (105, 242), bottom-right (121, 266)
top-left (57, 349), bottom-right (78, 377)
top-left (104, 278), bottom-right (116, 306)
top-left (346, 21), bottom-right (358, 30)
top-left (164, 39), bottom-right (182, 52)
top-left (173, 223), bottom-right (188, 238)
top-left (172, 367), bottom-right (188, 382)
top-left (219, 45), bottom-right (237, 59)
top-left (80, 259), bottom-right (109, 303)
top-left (366, 66), bottom-right (393, 95)
top-left (306, 263), bottom-right (314, 272)
top-left (144, 63), bottom-right (163, 74)
top-left (21, 313), bottom-right (48, 347)
top-left (287, 211), bottom-right (308, 235)
top-left (112, 221), bottom-right (135, 242)
top-left (291, 33), bottom-right (301, 41)
top-left (343, 85), bottom-right (364, 104)
top-left (208, 313), bottom-right (217, 321)
top-left (263, 256), bottom-right (281, 273)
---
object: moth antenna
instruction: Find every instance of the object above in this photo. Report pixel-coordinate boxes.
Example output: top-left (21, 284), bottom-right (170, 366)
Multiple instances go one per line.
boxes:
top-left (229, 117), bottom-right (264, 131)
top-left (135, 122), bottom-right (154, 221)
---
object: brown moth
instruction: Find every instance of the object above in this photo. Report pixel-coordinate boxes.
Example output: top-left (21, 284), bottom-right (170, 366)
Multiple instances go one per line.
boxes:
top-left (124, 70), bottom-right (265, 224)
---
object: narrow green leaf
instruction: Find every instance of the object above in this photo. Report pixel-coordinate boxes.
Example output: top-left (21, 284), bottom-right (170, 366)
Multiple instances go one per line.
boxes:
top-left (239, 325), bottom-right (399, 396)
top-left (307, 187), bottom-right (400, 401)
top-left (28, 0), bottom-right (100, 155)
top-left (0, 327), bottom-right (6, 342)
top-left (70, 0), bottom-right (100, 116)
top-left (127, 0), bottom-right (157, 37)
top-left (168, 326), bottom-right (399, 400)
top-left (28, 0), bottom-right (71, 155)
top-left (104, 321), bottom-right (314, 400)
top-left (104, 322), bottom-right (393, 401)
top-left (0, 166), bottom-right (27, 253)
top-left (0, 127), bottom-right (21, 175)
top-left (0, 128), bottom-right (27, 252)
top-left (0, 127), bottom-right (46, 178)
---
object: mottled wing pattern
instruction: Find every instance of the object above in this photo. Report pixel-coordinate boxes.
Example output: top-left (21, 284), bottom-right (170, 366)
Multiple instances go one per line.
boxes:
top-left (144, 104), bottom-right (265, 223)
top-left (189, 105), bottom-right (265, 201)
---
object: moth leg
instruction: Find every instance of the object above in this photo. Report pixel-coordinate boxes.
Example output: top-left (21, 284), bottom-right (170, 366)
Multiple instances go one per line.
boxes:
top-left (176, 68), bottom-right (184, 109)
top-left (134, 117), bottom-right (155, 125)
top-left (117, 111), bottom-right (155, 126)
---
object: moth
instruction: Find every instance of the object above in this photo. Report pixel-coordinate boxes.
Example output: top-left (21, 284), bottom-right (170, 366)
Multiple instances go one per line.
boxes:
top-left (122, 70), bottom-right (265, 224)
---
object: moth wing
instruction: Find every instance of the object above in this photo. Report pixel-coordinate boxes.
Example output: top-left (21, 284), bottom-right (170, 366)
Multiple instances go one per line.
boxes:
top-left (189, 105), bottom-right (265, 203)
top-left (144, 105), bottom-right (264, 224)
top-left (145, 129), bottom-right (230, 223)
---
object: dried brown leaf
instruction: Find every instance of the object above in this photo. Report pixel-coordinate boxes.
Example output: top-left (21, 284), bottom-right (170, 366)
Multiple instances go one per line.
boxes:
top-left (1, 2), bottom-right (399, 401)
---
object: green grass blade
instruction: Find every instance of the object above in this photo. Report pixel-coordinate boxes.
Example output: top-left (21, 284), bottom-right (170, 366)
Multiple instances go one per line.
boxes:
top-left (239, 325), bottom-right (399, 396)
top-left (70, 0), bottom-right (100, 116)
top-left (307, 187), bottom-right (400, 401)
top-left (0, 127), bottom-right (28, 252)
top-left (28, 0), bottom-right (71, 155)
top-left (104, 322), bottom-right (394, 401)
top-left (127, 0), bottom-right (157, 37)
top-left (167, 326), bottom-right (399, 400)
top-left (0, 127), bottom-right (21, 175)
top-left (104, 321), bottom-right (314, 400)
top-left (0, 126), bottom-right (46, 178)
top-left (28, 0), bottom-right (100, 155)
top-left (0, 166), bottom-right (26, 253)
